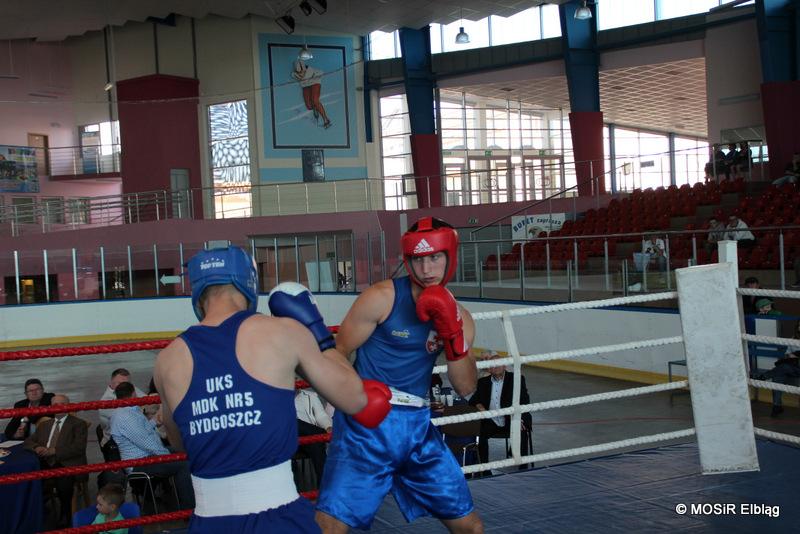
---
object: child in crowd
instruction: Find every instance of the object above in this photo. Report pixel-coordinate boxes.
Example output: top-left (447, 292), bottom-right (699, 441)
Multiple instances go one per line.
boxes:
top-left (92, 483), bottom-right (128, 534)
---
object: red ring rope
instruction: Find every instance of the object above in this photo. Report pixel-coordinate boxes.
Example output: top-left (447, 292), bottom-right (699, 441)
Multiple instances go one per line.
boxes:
top-left (45, 489), bottom-right (320, 533)
top-left (0, 433), bottom-right (331, 486)
top-left (0, 326), bottom-right (339, 362)
top-left (1, 379), bottom-right (311, 419)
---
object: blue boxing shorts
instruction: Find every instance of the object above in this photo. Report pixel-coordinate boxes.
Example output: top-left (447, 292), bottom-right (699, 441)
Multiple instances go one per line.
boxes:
top-left (188, 497), bottom-right (320, 533)
top-left (316, 405), bottom-right (474, 529)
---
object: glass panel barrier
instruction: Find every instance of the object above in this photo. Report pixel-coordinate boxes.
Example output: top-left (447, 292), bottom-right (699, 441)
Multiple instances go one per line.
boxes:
top-left (15, 251), bottom-right (47, 304)
top-left (102, 245), bottom-right (132, 299)
top-left (128, 245), bottom-right (158, 298)
top-left (76, 248), bottom-right (102, 301)
top-left (46, 248), bottom-right (77, 302)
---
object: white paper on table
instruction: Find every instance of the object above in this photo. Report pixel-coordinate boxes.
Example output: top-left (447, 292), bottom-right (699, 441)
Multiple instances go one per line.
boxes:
top-left (0, 440), bottom-right (24, 448)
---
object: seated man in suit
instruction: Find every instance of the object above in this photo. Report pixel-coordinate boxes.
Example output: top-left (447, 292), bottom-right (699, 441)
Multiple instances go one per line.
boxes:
top-left (468, 352), bottom-right (532, 473)
top-left (4, 378), bottom-right (55, 439)
top-left (23, 394), bottom-right (88, 528)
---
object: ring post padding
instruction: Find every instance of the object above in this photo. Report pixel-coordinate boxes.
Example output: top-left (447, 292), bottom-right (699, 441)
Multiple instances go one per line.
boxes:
top-left (501, 310), bottom-right (523, 462)
top-left (718, 240), bottom-right (750, 373)
top-left (676, 262), bottom-right (759, 474)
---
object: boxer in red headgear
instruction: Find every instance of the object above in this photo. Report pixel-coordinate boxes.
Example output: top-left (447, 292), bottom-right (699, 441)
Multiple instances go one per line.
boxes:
top-left (315, 217), bottom-right (483, 533)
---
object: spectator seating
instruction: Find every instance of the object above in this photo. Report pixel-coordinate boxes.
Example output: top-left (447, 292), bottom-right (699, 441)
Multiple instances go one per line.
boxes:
top-left (484, 177), bottom-right (799, 274)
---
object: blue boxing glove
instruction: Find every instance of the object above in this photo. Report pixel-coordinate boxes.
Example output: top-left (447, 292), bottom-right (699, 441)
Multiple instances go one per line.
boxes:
top-left (268, 282), bottom-right (335, 351)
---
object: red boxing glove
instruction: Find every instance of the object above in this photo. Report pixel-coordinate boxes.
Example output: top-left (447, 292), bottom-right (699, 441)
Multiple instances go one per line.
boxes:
top-left (352, 380), bottom-right (392, 428)
top-left (416, 285), bottom-right (469, 362)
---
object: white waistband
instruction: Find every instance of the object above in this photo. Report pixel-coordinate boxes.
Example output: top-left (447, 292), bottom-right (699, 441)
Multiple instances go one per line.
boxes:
top-left (388, 387), bottom-right (429, 408)
top-left (191, 460), bottom-right (299, 517)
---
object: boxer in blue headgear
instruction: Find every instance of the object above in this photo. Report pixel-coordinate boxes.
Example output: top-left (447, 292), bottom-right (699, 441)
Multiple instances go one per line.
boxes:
top-left (154, 245), bottom-right (391, 533)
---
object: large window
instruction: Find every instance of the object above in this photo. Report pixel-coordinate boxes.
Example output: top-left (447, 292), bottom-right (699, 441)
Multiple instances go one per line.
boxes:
top-left (490, 8), bottom-right (541, 46)
top-left (75, 121), bottom-right (120, 175)
top-left (208, 100), bottom-right (251, 218)
top-left (368, 30), bottom-right (401, 60)
top-left (379, 95), bottom-right (414, 210)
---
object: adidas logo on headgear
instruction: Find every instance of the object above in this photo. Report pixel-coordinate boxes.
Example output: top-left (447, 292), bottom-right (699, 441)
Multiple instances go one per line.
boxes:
top-left (413, 239), bottom-right (434, 254)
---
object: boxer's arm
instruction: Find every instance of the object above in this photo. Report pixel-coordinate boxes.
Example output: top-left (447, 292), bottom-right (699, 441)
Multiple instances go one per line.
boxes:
top-left (446, 305), bottom-right (477, 398)
top-left (290, 320), bottom-right (367, 415)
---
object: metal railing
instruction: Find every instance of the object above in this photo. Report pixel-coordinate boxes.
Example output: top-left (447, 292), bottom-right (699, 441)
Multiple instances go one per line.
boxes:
top-left (454, 225), bottom-right (800, 301)
top-left (47, 144), bottom-right (122, 176)
top-left (3, 223), bottom-right (798, 307)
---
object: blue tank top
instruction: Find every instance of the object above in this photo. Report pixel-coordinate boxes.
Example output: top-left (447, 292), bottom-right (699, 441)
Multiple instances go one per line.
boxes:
top-left (172, 310), bottom-right (297, 479)
top-left (354, 276), bottom-right (442, 398)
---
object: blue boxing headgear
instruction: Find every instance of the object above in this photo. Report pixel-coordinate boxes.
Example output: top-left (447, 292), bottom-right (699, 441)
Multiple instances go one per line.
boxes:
top-left (187, 245), bottom-right (258, 320)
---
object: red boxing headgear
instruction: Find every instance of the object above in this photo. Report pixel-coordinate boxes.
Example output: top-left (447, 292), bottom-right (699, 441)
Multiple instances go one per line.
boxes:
top-left (401, 217), bottom-right (459, 287)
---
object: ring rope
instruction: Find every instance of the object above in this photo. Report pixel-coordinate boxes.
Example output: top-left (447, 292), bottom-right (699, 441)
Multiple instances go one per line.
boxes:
top-left (1, 381), bottom-right (312, 419)
top-left (737, 288), bottom-right (800, 298)
top-left (432, 336), bottom-right (684, 375)
top-left (47, 510), bottom-right (192, 534)
top-left (0, 396), bottom-right (160, 419)
top-left (459, 428), bottom-right (696, 474)
top-left (741, 333), bottom-right (800, 348)
top-left (749, 378), bottom-right (800, 395)
top-left (0, 341), bottom-right (171, 362)
top-left (0, 328), bottom-right (339, 362)
top-left (0, 434), bottom-right (331, 486)
top-left (431, 381), bottom-right (689, 427)
top-left (45, 489), bottom-right (321, 534)
top-left (470, 291), bottom-right (677, 321)
top-left (753, 427), bottom-right (800, 446)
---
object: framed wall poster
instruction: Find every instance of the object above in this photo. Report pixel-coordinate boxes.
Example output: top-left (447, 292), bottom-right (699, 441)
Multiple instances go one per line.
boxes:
top-left (267, 44), bottom-right (350, 149)
top-left (0, 145), bottom-right (39, 193)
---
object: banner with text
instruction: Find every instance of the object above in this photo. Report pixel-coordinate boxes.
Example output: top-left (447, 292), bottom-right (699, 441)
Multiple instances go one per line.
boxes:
top-left (511, 213), bottom-right (566, 242)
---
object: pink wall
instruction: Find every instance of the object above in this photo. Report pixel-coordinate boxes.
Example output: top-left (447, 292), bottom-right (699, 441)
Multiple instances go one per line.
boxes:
top-left (0, 40), bottom-right (77, 150)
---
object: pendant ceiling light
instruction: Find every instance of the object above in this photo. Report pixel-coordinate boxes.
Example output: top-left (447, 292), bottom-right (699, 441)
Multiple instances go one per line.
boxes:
top-left (455, 7), bottom-right (470, 44)
top-left (574, 0), bottom-right (592, 20)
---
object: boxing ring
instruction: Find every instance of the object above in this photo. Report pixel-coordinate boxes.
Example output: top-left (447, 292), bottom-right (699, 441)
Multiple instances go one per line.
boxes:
top-left (1, 259), bottom-right (799, 532)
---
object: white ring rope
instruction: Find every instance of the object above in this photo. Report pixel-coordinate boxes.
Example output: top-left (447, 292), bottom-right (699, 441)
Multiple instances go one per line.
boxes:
top-left (431, 381), bottom-right (689, 427)
top-left (742, 333), bottom-right (800, 349)
top-left (459, 429), bottom-right (697, 474)
top-left (749, 379), bottom-right (800, 395)
top-left (431, 336), bottom-right (684, 375)
top-left (737, 288), bottom-right (800, 299)
top-left (754, 427), bottom-right (800, 446)
top-left (470, 291), bottom-right (677, 321)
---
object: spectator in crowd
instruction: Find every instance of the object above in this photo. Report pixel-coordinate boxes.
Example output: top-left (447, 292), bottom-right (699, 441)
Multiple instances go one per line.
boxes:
top-left (772, 153), bottom-right (800, 186)
top-left (725, 215), bottom-right (755, 248)
top-left (23, 394), bottom-right (88, 528)
top-left (468, 352), bottom-right (532, 476)
top-left (742, 277), bottom-right (760, 315)
top-left (294, 387), bottom-right (333, 484)
top-left (759, 321), bottom-right (800, 417)
top-left (705, 217), bottom-right (727, 255)
top-left (723, 143), bottom-right (739, 179)
top-left (4, 378), bottom-right (55, 439)
top-left (733, 142), bottom-right (751, 176)
top-left (705, 147), bottom-right (728, 182)
top-left (642, 235), bottom-right (667, 272)
top-left (755, 298), bottom-right (780, 316)
top-left (110, 382), bottom-right (195, 510)
top-left (98, 369), bottom-right (145, 457)
top-left (143, 377), bottom-right (167, 443)
top-left (92, 483), bottom-right (127, 533)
